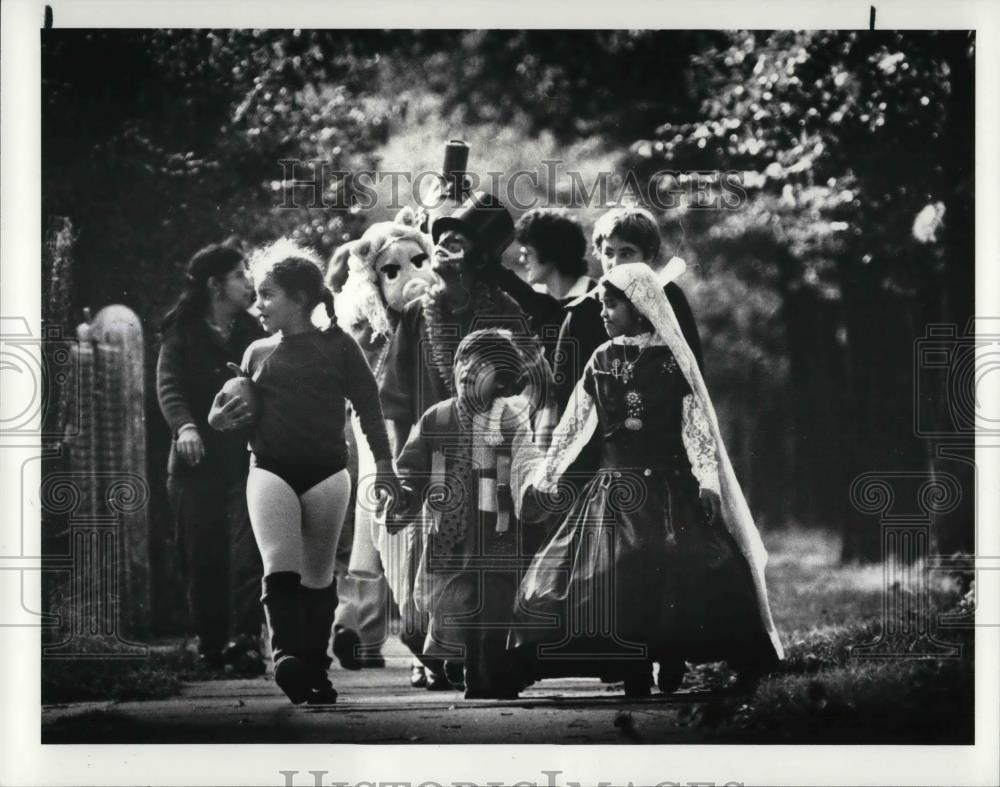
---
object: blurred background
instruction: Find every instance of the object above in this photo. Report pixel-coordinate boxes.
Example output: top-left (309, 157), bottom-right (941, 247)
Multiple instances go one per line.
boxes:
top-left (41, 30), bottom-right (975, 638)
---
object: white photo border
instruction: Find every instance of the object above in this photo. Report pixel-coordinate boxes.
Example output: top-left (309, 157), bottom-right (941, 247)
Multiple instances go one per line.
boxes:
top-left (2, 0), bottom-right (998, 785)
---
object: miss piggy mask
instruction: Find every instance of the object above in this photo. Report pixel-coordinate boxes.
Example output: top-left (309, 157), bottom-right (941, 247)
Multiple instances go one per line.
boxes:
top-left (327, 210), bottom-right (438, 338)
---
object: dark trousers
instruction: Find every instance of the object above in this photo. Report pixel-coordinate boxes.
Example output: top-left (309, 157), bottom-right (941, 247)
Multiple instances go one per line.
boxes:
top-left (167, 473), bottom-right (263, 653)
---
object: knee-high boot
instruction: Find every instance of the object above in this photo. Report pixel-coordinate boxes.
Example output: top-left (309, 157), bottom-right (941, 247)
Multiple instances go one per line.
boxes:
top-left (261, 572), bottom-right (312, 705)
top-left (299, 581), bottom-right (339, 704)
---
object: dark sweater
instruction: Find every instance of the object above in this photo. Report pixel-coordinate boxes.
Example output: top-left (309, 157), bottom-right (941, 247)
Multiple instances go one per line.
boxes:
top-left (156, 312), bottom-right (265, 480)
top-left (496, 267), bottom-right (705, 409)
top-left (242, 327), bottom-right (392, 469)
top-left (379, 290), bottom-right (529, 430)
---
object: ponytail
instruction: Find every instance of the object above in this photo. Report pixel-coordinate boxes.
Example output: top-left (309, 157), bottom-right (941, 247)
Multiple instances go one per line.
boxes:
top-left (320, 288), bottom-right (338, 330)
top-left (162, 244), bottom-right (245, 337)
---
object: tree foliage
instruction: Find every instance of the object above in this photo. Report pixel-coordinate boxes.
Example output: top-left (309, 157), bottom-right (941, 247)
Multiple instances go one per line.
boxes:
top-left (623, 31), bottom-right (975, 556)
top-left (42, 29), bottom-right (975, 574)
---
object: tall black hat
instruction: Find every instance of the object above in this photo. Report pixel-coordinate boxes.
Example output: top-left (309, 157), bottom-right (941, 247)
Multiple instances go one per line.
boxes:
top-left (431, 190), bottom-right (515, 266)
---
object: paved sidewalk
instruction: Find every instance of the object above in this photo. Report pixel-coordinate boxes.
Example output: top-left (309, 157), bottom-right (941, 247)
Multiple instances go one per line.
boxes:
top-left (42, 640), bottom-right (739, 744)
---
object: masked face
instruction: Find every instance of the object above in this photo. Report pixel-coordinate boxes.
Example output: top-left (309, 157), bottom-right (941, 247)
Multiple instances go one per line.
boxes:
top-left (433, 229), bottom-right (475, 281)
top-left (375, 239), bottom-right (436, 312)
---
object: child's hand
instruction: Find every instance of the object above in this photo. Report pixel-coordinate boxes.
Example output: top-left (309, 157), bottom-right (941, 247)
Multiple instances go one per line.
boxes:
top-left (374, 459), bottom-right (403, 506)
top-left (208, 390), bottom-right (253, 431)
top-left (382, 486), bottom-right (417, 534)
top-left (374, 462), bottom-right (415, 534)
top-left (385, 501), bottom-right (412, 533)
top-left (700, 488), bottom-right (722, 525)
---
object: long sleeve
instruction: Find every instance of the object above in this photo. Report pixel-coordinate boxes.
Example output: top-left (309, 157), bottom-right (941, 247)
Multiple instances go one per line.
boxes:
top-left (393, 408), bottom-right (440, 515)
top-left (554, 298), bottom-right (608, 409)
top-left (534, 361), bottom-right (599, 493)
top-left (506, 401), bottom-right (548, 520)
top-left (395, 413), bottom-right (431, 478)
top-left (343, 332), bottom-right (393, 463)
top-left (494, 266), bottom-right (565, 337)
top-left (681, 393), bottom-right (720, 495)
top-left (156, 330), bottom-right (195, 436)
top-left (379, 303), bottom-right (418, 424)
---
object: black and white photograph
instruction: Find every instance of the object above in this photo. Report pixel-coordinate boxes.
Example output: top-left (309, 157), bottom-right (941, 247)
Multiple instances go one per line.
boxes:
top-left (1, 0), bottom-right (998, 785)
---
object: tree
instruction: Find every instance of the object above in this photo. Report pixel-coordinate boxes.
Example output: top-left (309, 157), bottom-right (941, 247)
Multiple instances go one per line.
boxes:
top-left (41, 29), bottom-right (402, 631)
top-left (626, 30), bottom-right (975, 559)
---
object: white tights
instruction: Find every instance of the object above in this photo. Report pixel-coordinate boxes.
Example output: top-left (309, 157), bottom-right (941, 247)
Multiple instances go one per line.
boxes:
top-left (246, 467), bottom-right (351, 589)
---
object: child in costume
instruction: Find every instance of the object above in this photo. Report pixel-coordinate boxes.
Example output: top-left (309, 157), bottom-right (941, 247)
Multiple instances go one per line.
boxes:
top-left (208, 238), bottom-right (401, 705)
top-left (379, 191), bottom-right (557, 689)
top-left (325, 210), bottom-right (437, 676)
top-left (389, 329), bottom-right (546, 699)
top-left (513, 263), bottom-right (783, 696)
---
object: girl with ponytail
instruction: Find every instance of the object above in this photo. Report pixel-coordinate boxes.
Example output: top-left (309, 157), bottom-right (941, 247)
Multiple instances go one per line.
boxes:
top-left (208, 238), bottom-right (401, 705)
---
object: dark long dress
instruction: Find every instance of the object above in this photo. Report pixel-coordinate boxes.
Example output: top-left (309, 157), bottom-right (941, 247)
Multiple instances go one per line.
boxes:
top-left (513, 342), bottom-right (771, 678)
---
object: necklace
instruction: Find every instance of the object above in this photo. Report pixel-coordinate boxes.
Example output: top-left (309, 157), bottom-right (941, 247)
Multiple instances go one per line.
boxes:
top-left (613, 343), bottom-right (645, 430)
top-left (624, 390), bottom-right (645, 431)
top-left (610, 343), bottom-right (641, 385)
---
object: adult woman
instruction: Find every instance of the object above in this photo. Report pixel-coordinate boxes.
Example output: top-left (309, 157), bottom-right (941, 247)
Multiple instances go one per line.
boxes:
top-left (156, 243), bottom-right (265, 671)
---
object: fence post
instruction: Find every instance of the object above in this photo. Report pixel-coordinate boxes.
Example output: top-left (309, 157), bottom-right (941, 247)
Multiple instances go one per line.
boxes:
top-left (62, 305), bottom-right (151, 638)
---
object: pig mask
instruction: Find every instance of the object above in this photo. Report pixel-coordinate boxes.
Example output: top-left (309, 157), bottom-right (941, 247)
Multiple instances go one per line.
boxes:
top-left (328, 214), bottom-right (438, 340)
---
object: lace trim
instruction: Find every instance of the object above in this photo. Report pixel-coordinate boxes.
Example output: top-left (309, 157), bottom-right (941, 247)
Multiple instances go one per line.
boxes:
top-left (535, 379), bottom-right (597, 493)
top-left (610, 332), bottom-right (657, 348)
top-left (682, 393), bottom-right (720, 495)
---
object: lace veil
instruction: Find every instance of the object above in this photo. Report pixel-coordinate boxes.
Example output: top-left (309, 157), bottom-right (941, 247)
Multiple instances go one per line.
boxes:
top-left (537, 262), bottom-right (784, 660)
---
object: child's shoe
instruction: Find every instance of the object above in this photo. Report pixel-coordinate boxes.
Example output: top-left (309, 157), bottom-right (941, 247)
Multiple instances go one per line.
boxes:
top-left (622, 664), bottom-right (653, 698)
top-left (409, 662), bottom-right (428, 688)
top-left (443, 660), bottom-right (466, 691)
top-left (656, 659), bottom-right (686, 695)
top-left (332, 624), bottom-right (362, 671)
top-left (261, 572), bottom-right (312, 705)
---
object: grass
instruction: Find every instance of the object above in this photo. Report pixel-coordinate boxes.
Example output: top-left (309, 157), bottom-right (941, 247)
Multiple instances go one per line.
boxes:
top-left (738, 655), bottom-right (973, 743)
top-left (42, 526), bottom-right (977, 744)
top-left (680, 527), bottom-right (976, 742)
top-left (41, 639), bottom-right (249, 704)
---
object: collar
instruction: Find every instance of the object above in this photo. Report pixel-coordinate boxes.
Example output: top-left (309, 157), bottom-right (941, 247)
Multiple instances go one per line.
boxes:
top-left (567, 258), bottom-right (689, 309)
top-left (562, 275), bottom-right (595, 302)
top-left (610, 332), bottom-right (658, 348)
